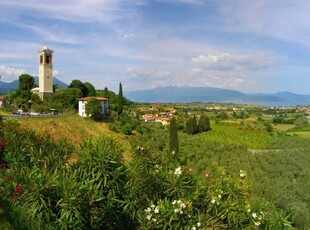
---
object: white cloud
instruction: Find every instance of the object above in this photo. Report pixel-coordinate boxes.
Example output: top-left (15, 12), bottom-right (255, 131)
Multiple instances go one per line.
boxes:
top-left (0, 65), bottom-right (25, 82)
top-left (217, 0), bottom-right (310, 49)
top-left (18, 23), bottom-right (79, 45)
top-left (192, 53), bottom-right (270, 71)
top-left (0, 0), bottom-right (143, 24)
top-left (126, 66), bottom-right (170, 79)
top-left (53, 70), bottom-right (60, 77)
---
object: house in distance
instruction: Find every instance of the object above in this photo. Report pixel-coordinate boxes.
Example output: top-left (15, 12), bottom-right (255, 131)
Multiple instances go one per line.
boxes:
top-left (78, 97), bottom-right (109, 117)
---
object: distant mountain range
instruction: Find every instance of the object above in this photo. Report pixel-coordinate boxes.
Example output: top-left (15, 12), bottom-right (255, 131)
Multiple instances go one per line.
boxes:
top-left (126, 86), bottom-right (310, 106)
top-left (0, 77), bottom-right (68, 94)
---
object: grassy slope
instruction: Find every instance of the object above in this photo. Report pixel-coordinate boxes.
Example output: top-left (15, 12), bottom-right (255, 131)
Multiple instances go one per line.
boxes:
top-left (18, 115), bottom-right (132, 161)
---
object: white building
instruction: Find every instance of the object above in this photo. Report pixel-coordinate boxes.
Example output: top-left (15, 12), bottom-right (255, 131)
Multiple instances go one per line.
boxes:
top-left (78, 97), bottom-right (109, 117)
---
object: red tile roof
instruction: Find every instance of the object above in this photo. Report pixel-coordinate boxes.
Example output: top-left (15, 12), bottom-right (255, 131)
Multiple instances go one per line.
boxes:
top-left (78, 97), bottom-right (108, 101)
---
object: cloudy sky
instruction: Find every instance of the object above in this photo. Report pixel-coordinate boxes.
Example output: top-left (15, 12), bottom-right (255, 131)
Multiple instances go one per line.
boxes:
top-left (1, 0), bottom-right (310, 94)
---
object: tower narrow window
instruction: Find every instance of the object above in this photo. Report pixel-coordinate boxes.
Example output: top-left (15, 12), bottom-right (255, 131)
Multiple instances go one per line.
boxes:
top-left (46, 55), bottom-right (50, 64)
top-left (40, 55), bottom-right (43, 64)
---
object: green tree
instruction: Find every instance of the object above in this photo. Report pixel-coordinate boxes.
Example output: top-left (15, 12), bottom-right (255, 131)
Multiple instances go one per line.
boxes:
top-left (294, 117), bottom-right (308, 128)
top-left (85, 98), bottom-right (103, 120)
top-left (169, 117), bottom-right (179, 154)
top-left (15, 74), bottom-right (35, 104)
top-left (186, 116), bottom-right (198, 135)
top-left (18, 74), bottom-right (35, 92)
top-left (68, 80), bottom-right (88, 97)
top-left (117, 83), bottom-right (124, 115)
top-left (198, 114), bottom-right (211, 132)
top-left (103, 87), bottom-right (109, 99)
top-left (84, 82), bottom-right (96, 96)
top-left (265, 123), bottom-right (274, 133)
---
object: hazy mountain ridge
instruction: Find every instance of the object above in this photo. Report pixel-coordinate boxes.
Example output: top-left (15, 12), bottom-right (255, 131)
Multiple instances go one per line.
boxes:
top-left (127, 86), bottom-right (310, 106)
top-left (0, 77), bottom-right (68, 94)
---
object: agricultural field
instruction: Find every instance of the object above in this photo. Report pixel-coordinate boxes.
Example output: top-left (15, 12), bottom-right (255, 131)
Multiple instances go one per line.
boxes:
top-left (134, 109), bottom-right (310, 229)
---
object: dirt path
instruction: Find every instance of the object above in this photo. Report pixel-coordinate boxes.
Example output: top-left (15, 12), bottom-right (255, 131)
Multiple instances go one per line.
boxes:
top-left (248, 149), bottom-right (281, 154)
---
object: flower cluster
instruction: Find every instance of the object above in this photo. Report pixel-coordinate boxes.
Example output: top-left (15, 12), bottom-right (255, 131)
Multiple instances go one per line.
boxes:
top-left (0, 162), bottom-right (7, 169)
top-left (145, 203), bottom-right (160, 223)
top-left (210, 189), bottom-right (223, 205)
top-left (251, 211), bottom-right (265, 226)
top-left (240, 170), bottom-right (247, 178)
top-left (154, 164), bottom-right (162, 173)
top-left (191, 222), bottom-right (201, 230)
top-left (172, 199), bottom-right (186, 214)
top-left (15, 183), bottom-right (22, 194)
top-left (174, 167), bottom-right (182, 176)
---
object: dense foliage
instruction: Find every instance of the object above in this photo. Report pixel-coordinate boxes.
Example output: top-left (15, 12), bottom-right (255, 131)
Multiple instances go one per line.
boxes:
top-left (0, 118), bottom-right (291, 229)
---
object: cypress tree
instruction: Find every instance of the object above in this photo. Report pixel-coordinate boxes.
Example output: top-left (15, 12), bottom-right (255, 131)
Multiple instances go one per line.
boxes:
top-left (169, 117), bottom-right (179, 154)
top-left (198, 115), bottom-right (211, 132)
top-left (117, 83), bottom-right (124, 115)
top-left (198, 115), bottom-right (205, 133)
top-left (185, 117), bottom-right (193, 135)
top-left (193, 115), bottom-right (198, 134)
top-left (103, 87), bottom-right (109, 99)
top-left (205, 116), bottom-right (211, 131)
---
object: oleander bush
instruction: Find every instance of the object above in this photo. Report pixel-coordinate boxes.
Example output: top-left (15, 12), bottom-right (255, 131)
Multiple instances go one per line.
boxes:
top-left (0, 119), bottom-right (291, 229)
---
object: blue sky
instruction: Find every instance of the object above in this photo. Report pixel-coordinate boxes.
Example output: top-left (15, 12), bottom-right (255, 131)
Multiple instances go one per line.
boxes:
top-left (1, 0), bottom-right (310, 94)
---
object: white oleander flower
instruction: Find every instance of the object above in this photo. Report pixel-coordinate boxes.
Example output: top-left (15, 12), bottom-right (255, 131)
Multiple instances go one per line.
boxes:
top-left (174, 167), bottom-right (182, 176)
top-left (154, 207), bottom-right (159, 214)
top-left (146, 215), bottom-right (152, 220)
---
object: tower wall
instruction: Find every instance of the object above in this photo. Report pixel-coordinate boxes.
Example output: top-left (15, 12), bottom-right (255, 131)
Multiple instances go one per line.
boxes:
top-left (38, 47), bottom-right (54, 99)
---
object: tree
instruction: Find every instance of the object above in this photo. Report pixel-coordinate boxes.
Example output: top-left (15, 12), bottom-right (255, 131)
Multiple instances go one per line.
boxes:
top-left (186, 116), bottom-right (197, 135)
top-left (103, 87), bottom-right (109, 99)
top-left (84, 82), bottom-right (96, 96)
top-left (169, 117), bottom-right (179, 154)
top-left (19, 74), bottom-right (35, 92)
top-left (68, 80), bottom-right (88, 97)
top-left (117, 83), bottom-right (124, 115)
top-left (265, 123), bottom-right (274, 133)
top-left (294, 117), bottom-right (308, 128)
top-left (16, 74), bottom-right (35, 103)
top-left (198, 115), bottom-right (211, 132)
top-left (85, 98), bottom-right (103, 120)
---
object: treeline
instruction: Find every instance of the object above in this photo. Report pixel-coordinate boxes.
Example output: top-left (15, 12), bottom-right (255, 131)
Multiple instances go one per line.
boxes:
top-left (185, 115), bottom-right (211, 135)
top-left (7, 74), bottom-right (132, 115)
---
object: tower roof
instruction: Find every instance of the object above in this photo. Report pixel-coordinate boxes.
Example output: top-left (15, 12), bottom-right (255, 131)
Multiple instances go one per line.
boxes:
top-left (38, 46), bottom-right (54, 53)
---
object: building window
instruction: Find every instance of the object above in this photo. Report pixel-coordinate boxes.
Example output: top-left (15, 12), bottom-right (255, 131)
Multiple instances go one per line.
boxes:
top-left (46, 55), bottom-right (50, 64)
top-left (40, 55), bottom-right (43, 64)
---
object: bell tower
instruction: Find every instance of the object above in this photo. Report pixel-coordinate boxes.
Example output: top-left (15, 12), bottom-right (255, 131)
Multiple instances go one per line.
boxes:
top-left (38, 46), bottom-right (54, 99)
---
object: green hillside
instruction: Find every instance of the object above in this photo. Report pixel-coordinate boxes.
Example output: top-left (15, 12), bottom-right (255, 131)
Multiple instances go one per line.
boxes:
top-left (18, 115), bottom-right (132, 161)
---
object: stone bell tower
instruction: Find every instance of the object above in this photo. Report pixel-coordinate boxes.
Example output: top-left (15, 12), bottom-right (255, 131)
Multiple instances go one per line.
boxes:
top-left (38, 46), bottom-right (54, 99)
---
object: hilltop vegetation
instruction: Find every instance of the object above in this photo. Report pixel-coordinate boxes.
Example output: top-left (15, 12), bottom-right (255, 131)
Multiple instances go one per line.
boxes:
top-left (0, 118), bottom-right (291, 229)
